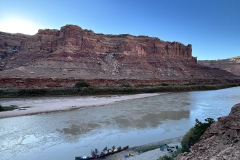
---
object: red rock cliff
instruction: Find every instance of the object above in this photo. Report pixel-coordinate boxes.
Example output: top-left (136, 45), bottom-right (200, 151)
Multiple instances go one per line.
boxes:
top-left (0, 25), bottom-right (239, 88)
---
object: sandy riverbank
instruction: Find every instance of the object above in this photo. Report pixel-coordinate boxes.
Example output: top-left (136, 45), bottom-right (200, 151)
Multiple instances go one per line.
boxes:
top-left (0, 93), bottom-right (160, 118)
top-left (104, 136), bottom-right (182, 160)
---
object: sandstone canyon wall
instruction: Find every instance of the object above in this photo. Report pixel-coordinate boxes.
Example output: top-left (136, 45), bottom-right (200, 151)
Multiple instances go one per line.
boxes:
top-left (0, 25), bottom-right (239, 88)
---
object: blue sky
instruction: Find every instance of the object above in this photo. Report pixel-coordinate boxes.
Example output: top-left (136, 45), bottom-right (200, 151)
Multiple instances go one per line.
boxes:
top-left (0, 0), bottom-right (239, 60)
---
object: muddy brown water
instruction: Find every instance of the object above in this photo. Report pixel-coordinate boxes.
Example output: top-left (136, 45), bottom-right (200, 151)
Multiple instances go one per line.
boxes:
top-left (0, 87), bottom-right (239, 160)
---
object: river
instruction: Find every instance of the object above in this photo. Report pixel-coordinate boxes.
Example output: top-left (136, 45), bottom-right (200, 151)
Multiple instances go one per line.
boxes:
top-left (0, 87), bottom-right (239, 160)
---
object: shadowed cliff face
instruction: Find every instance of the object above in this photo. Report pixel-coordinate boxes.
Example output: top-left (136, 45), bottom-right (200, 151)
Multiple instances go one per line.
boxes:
top-left (0, 25), bottom-right (239, 88)
top-left (175, 103), bottom-right (240, 160)
top-left (199, 57), bottom-right (240, 76)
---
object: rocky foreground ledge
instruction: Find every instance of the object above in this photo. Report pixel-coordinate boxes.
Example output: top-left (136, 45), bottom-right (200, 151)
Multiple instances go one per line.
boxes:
top-left (175, 103), bottom-right (240, 160)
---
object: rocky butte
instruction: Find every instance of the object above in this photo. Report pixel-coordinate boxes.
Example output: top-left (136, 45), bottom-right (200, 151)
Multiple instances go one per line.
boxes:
top-left (0, 25), bottom-right (239, 88)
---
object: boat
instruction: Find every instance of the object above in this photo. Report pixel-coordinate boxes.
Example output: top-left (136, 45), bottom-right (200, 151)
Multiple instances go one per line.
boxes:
top-left (75, 156), bottom-right (93, 160)
top-left (75, 146), bottom-right (129, 160)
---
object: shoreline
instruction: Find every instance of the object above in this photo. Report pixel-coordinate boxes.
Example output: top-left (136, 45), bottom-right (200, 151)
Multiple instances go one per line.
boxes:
top-left (105, 136), bottom-right (183, 160)
top-left (0, 93), bottom-right (160, 119)
top-left (0, 83), bottom-right (239, 98)
top-left (1, 85), bottom-right (240, 119)
top-left (73, 136), bottom-right (183, 160)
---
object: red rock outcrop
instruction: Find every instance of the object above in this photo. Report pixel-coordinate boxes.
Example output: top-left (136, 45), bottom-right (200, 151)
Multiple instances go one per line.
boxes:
top-left (0, 25), bottom-right (239, 88)
top-left (175, 103), bottom-right (240, 160)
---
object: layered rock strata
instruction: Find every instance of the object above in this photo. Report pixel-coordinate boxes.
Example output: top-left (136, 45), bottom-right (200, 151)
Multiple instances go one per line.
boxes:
top-left (199, 56), bottom-right (240, 76)
top-left (0, 25), bottom-right (239, 88)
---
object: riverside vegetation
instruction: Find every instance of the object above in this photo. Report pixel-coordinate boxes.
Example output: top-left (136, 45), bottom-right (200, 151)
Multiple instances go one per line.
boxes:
top-left (0, 104), bottom-right (18, 112)
top-left (159, 118), bottom-right (215, 160)
top-left (0, 104), bottom-right (30, 112)
top-left (0, 81), bottom-right (239, 98)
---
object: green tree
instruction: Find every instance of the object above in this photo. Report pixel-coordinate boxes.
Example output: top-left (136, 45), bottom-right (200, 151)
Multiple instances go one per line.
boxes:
top-left (181, 118), bottom-right (215, 151)
top-left (75, 80), bottom-right (91, 88)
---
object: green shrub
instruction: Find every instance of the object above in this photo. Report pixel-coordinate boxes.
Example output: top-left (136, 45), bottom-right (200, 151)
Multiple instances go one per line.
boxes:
top-left (181, 118), bottom-right (215, 152)
top-left (0, 104), bottom-right (19, 112)
top-left (158, 118), bottom-right (215, 160)
top-left (18, 89), bottom-right (47, 96)
top-left (75, 80), bottom-right (91, 88)
top-left (135, 83), bottom-right (151, 87)
top-left (161, 83), bottom-right (170, 86)
top-left (159, 155), bottom-right (173, 160)
top-left (121, 83), bottom-right (132, 88)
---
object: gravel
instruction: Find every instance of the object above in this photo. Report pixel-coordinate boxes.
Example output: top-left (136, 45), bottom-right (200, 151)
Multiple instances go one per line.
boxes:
top-left (105, 137), bottom-right (182, 160)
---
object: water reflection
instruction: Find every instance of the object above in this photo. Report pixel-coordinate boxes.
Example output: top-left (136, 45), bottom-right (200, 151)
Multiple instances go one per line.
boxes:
top-left (113, 110), bottom-right (189, 129)
top-left (59, 123), bottom-right (100, 136)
